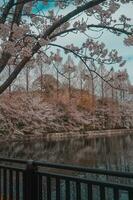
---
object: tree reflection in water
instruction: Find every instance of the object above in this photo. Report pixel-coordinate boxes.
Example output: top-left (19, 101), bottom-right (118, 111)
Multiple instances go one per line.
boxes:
top-left (0, 133), bottom-right (133, 171)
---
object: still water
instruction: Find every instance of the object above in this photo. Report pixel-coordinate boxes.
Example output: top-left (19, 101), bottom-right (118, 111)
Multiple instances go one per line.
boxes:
top-left (0, 133), bottom-right (133, 171)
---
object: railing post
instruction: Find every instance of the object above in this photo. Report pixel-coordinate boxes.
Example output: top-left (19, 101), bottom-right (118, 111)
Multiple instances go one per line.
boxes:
top-left (23, 160), bottom-right (39, 200)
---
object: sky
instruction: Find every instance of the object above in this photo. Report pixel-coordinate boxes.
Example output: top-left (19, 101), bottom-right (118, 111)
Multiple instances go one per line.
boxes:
top-left (32, 1), bottom-right (55, 13)
top-left (32, 1), bottom-right (133, 82)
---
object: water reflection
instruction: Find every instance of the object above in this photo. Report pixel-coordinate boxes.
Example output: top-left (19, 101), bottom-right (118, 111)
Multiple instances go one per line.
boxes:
top-left (0, 133), bottom-right (133, 171)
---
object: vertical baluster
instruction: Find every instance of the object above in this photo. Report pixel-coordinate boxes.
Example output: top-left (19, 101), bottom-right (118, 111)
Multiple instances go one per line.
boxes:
top-left (43, 177), bottom-right (47, 200)
top-left (114, 188), bottom-right (119, 200)
top-left (87, 183), bottom-right (92, 200)
top-left (56, 178), bottom-right (60, 200)
top-left (128, 189), bottom-right (133, 200)
top-left (9, 169), bottom-right (13, 200)
top-left (47, 176), bottom-right (51, 200)
top-left (22, 171), bottom-right (26, 200)
top-left (16, 171), bottom-right (19, 200)
top-left (3, 168), bottom-right (7, 200)
top-left (65, 180), bottom-right (70, 200)
top-left (100, 185), bottom-right (106, 200)
top-left (23, 161), bottom-right (39, 200)
top-left (38, 175), bottom-right (42, 200)
top-left (0, 169), bottom-right (1, 200)
top-left (76, 181), bottom-right (81, 200)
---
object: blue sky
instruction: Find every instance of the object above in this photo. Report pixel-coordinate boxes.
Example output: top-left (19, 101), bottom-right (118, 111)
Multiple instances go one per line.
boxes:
top-left (32, 1), bottom-right (55, 13)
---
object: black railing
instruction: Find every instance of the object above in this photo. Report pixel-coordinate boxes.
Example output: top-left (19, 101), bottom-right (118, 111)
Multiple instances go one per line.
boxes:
top-left (0, 157), bottom-right (133, 200)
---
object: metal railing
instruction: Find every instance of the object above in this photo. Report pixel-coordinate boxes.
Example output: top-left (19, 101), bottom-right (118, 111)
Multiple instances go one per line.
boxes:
top-left (0, 157), bottom-right (133, 200)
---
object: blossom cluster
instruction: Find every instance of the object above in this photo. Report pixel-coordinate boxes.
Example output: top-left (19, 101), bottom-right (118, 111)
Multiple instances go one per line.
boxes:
top-left (39, 38), bottom-right (49, 47)
top-left (81, 39), bottom-right (126, 67)
top-left (86, 2), bottom-right (120, 25)
top-left (84, 39), bottom-right (108, 58)
top-left (65, 44), bottom-right (80, 53)
top-left (0, 24), bottom-right (10, 39)
top-left (20, 47), bottom-right (32, 58)
top-left (12, 24), bottom-right (30, 40)
top-left (124, 35), bottom-right (133, 46)
top-left (73, 19), bottom-right (87, 32)
top-left (2, 41), bottom-right (16, 55)
top-left (51, 49), bottom-right (63, 63)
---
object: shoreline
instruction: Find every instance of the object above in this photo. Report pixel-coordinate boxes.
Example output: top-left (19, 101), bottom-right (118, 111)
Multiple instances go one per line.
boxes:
top-left (45, 128), bottom-right (133, 141)
top-left (0, 128), bottom-right (133, 142)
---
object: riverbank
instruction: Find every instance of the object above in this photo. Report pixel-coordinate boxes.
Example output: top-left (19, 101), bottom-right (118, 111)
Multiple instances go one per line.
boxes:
top-left (0, 128), bottom-right (133, 142)
top-left (46, 128), bottom-right (133, 141)
top-left (0, 93), bottom-right (133, 139)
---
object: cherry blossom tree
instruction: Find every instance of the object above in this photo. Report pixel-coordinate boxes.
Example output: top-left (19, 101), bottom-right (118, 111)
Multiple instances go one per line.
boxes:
top-left (0, 0), bottom-right (132, 94)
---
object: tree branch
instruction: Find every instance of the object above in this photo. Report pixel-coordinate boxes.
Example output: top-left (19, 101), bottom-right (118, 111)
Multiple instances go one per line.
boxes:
top-left (0, 0), bottom-right (106, 94)
top-left (0, 57), bottom-right (30, 94)
top-left (50, 24), bottom-right (133, 39)
top-left (0, 0), bottom-right (14, 24)
top-left (43, 0), bottom-right (106, 38)
top-left (12, 0), bottom-right (25, 25)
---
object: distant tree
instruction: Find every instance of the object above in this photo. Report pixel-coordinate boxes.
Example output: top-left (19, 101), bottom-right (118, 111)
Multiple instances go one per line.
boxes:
top-left (114, 69), bottom-right (129, 101)
top-left (24, 59), bottom-right (35, 92)
top-left (51, 49), bottom-right (63, 98)
top-left (63, 55), bottom-right (76, 100)
top-left (32, 74), bottom-right (60, 96)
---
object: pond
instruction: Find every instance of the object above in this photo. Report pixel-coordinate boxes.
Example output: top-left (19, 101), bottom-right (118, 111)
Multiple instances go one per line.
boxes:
top-left (0, 132), bottom-right (133, 171)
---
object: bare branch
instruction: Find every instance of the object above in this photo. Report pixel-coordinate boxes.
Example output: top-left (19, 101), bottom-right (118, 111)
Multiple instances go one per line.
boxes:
top-left (49, 43), bottom-right (127, 92)
top-left (50, 24), bottom-right (133, 39)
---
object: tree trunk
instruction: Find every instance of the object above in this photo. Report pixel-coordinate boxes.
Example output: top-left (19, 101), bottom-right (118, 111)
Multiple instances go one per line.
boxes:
top-left (8, 65), bottom-right (11, 93)
top-left (0, 57), bottom-right (30, 94)
top-left (26, 66), bottom-right (29, 92)
top-left (56, 70), bottom-right (59, 99)
top-left (40, 64), bottom-right (43, 92)
top-left (68, 72), bottom-right (71, 101)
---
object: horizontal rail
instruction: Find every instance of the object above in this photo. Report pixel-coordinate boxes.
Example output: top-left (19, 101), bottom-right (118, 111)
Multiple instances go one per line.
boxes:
top-left (38, 171), bottom-right (133, 191)
top-left (0, 164), bottom-right (25, 171)
top-left (0, 157), bottom-right (133, 178)
top-left (0, 157), bottom-right (27, 164)
top-left (35, 161), bottom-right (133, 178)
